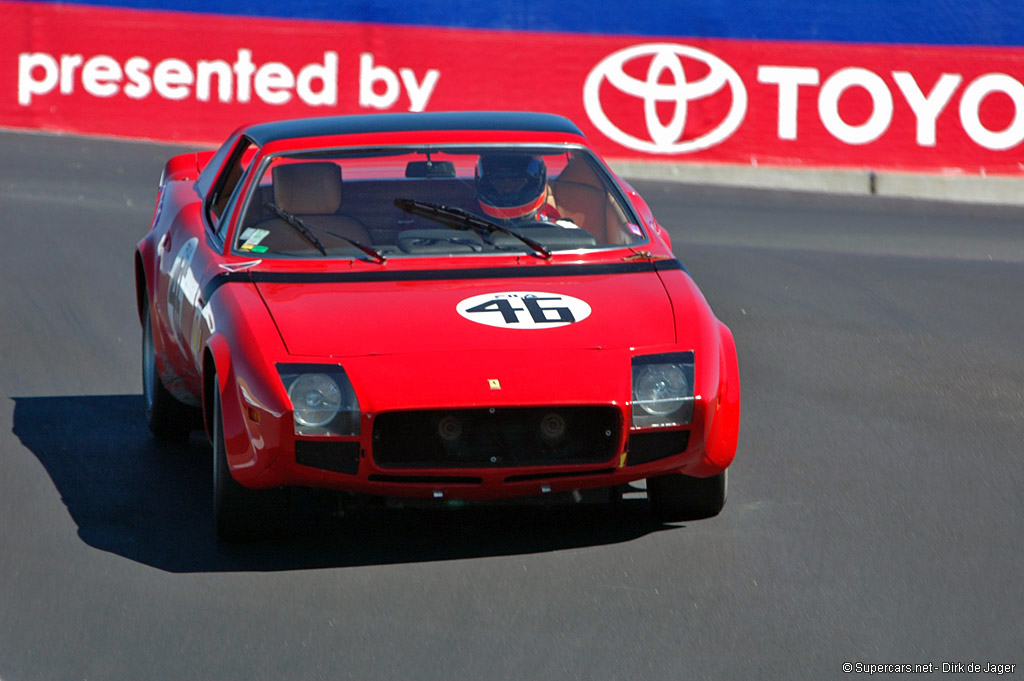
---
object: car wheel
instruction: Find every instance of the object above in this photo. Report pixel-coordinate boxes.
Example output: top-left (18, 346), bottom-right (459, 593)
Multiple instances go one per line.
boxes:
top-left (211, 378), bottom-right (288, 541)
top-left (647, 470), bottom-right (727, 521)
top-left (142, 303), bottom-right (194, 442)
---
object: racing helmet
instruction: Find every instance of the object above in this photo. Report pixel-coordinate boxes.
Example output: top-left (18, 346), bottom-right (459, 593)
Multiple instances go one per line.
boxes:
top-left (475, 154), bottom-right (548, 220)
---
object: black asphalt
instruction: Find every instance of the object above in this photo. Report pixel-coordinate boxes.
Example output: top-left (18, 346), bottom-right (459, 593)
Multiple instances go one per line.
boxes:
top-left (1, 130), bottom-right (1021, 680)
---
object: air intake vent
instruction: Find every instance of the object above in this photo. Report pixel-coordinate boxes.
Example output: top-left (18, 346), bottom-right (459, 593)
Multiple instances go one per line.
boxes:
top-left (373, 407), bottom-right (621, 468)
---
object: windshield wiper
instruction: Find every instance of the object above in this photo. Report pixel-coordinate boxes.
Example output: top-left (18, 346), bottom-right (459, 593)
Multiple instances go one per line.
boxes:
top-left (264, 201), bottom-right (326, 256)
top-left (264, 201), bottom-right (385, 263)
top-left (394, 198), bottom-right (552, 259)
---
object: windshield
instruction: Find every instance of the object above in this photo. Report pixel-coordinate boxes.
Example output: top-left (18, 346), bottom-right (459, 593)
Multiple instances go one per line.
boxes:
top-left (232, 144), bottom-right (646, 259)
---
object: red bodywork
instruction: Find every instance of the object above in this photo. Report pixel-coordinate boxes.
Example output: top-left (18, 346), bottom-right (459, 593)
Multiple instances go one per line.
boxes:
top-left (135, 113), bottom-right (739, 503)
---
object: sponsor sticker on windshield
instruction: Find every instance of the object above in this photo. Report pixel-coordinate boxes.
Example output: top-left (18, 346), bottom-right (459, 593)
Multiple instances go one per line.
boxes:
top-left (239, 228), bottom-right (270, 252)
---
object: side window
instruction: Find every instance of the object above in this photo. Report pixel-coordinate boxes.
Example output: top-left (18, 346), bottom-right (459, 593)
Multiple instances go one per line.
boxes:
top-left (207, 138), bottom-right (257, 234)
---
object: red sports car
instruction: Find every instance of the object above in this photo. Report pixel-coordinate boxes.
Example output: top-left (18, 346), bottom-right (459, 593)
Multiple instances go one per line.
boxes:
top-left (135, 112), bottom-right (740, 539)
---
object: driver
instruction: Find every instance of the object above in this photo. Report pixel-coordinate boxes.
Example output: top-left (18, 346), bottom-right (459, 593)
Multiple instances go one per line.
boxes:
top-left (474, 154), bottom-right (563, 222)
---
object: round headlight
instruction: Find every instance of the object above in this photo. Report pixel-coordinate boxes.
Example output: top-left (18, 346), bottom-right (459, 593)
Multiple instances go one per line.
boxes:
top-left (288, 373), bottom-right (342, 428)
top-left (634, 365), bottom-right (690, 417)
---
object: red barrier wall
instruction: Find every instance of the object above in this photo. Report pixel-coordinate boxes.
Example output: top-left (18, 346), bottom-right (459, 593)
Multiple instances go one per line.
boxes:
top-left (4, 1), bottom-right (1024, 174)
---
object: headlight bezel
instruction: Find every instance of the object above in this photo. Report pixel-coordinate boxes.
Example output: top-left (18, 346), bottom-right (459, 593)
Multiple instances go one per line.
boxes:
top-left (277, 363), bottom-right (361, 436)
top-left (631, 351), bottom-right (695, 429)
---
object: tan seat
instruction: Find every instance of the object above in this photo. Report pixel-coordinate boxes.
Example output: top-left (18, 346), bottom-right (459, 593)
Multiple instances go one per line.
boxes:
top-left (252, 162), bottom-right (371, 252)
top-left (548, 156), bottom-right (631, 245)
top-left (549, 181), bottom-right (609, 242)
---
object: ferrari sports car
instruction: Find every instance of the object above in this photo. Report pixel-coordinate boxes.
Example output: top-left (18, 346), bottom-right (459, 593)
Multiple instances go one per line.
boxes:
top-left (135, 111), bottom-right (740, 539)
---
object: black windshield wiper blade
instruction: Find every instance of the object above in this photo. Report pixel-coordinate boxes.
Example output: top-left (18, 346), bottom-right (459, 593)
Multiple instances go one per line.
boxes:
top-left (394, 198), bottom-right (552, 259)
top-left (264, 202), bottom-right (385, 263)
top-left (264, 201), bottom-right (326, 256)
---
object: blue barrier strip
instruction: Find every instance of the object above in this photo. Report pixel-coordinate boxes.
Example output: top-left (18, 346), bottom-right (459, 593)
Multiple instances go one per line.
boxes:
top-left (27, 0), bottom-right (1024, 48)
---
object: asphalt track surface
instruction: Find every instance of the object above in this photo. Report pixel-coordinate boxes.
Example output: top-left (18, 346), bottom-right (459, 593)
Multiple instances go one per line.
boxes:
top-left (1, 130), bottom-right (1022, 680)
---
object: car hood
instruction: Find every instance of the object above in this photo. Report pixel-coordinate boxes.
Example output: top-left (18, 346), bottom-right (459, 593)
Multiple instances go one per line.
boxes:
top-left (254, 268), bottom-right (678, 358)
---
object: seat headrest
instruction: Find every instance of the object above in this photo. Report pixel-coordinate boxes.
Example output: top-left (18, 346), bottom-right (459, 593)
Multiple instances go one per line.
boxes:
top-left (273, 162), bottom-right (342, 214)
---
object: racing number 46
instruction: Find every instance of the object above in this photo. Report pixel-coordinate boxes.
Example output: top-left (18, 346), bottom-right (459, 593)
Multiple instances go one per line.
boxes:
top-left (466, 296), bottom-right (576, 324)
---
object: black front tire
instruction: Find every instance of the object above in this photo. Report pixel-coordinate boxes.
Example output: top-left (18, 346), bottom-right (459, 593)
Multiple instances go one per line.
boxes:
top-left (647, 470), bottom-right (727, 521)
top-left (142, 303), bottom-right (195, 442)
top-left (212, 379), bottom-right (288, 541)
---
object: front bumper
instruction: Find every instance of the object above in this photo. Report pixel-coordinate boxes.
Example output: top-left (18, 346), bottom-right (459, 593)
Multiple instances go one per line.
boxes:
top-left (236, 400), bottom-right (713, 501)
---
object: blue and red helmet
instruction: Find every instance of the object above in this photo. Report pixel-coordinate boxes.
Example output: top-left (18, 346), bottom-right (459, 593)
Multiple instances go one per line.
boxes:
top-left (475, 154), bottom-right (548, 220)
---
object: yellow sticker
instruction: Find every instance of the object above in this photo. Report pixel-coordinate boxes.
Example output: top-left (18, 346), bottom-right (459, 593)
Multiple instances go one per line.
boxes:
top-left (488, 379), bottom-right (501, 390)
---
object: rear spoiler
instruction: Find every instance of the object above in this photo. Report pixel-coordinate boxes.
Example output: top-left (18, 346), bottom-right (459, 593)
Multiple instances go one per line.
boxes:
top-left (159, 150), bottom-right (216, 185)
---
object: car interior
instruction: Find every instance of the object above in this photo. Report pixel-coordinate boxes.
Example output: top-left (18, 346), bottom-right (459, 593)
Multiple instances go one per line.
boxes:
top-left (235, 147), bottom-right (645, 258)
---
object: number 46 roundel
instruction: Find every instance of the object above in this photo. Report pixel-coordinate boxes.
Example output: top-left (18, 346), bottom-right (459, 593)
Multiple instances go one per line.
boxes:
top-left (457, 292), bottom-right (592, 329)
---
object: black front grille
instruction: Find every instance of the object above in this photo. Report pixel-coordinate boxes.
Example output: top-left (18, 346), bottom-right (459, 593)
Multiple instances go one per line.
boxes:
top-left (368, 474), bottom-right (483, 485)
top-left (373, 407), bottom-right (621, 468)
top-left (504, 468), bottom-right (616, 483)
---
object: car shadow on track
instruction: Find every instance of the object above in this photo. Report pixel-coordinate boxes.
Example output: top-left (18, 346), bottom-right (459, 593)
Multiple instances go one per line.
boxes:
top-left (12, 394), bottom-right (677, 573)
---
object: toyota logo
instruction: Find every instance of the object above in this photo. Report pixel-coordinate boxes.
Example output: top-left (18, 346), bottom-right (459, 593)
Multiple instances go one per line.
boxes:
top-left (584, 43), bottom-right (747, 154)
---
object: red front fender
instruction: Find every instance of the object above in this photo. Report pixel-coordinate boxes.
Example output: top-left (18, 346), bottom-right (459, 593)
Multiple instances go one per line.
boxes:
top-left (705, 321), bottom-right (740, 470)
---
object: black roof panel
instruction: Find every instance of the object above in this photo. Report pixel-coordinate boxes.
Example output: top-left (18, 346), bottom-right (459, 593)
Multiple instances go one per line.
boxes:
top-left (245, 112), bottom-right (585, 146)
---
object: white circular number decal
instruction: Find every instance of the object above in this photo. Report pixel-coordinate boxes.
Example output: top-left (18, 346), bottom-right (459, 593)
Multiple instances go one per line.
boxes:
top-left (457, 292), bottom-right (592, 329)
